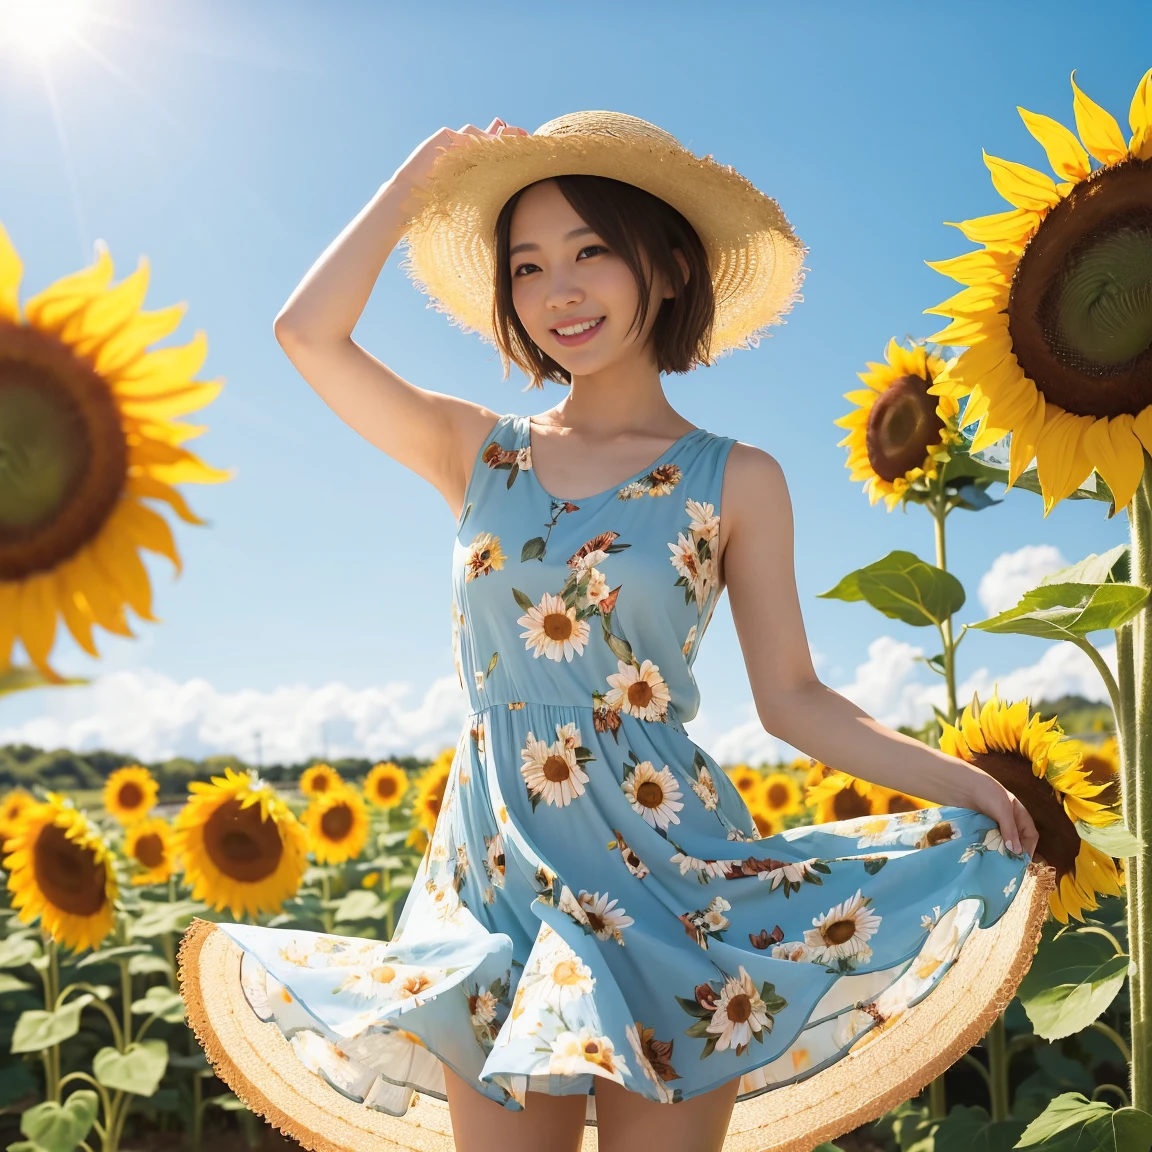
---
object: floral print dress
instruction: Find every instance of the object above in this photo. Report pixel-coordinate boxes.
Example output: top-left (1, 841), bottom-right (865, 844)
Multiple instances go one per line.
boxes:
top-left (215, 412), bottom-right (1031, 1118)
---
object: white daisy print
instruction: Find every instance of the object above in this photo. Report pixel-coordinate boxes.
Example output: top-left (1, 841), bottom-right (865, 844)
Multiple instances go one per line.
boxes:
top-left (770, 940), bottom-right (812, 962)
top-left (690, 762), bottom-right (719, 810)
top-left (518, 591), bottom-right (590, 662)
top-left (604, 658), bottom-right (671, 721)
top-left (549, 1029), bottom-right (626, 1084)
top-left (544, 953), bottom-right (595, 1009)
top-left (469, 988), bottom-right (498, 1029)
top-left (334, 962), bottom-right (400, 1000)
top-left (706, 967), bottom-right (772, 1054)
top-left (577, 889), bottom-right (634, 944)
top-left (682, 623), bottom-right (697, 659)
top-left (622, 760), bottom-right (684, 829)
top-left (685, 498), bottom-right (720, 542)
top-left (484, 833), bottom-right (506, 888)
top-left (520, 730), bottom-right (589, 808)
top-left (803, 890), bottom-right (882, 964)
top-left (515, 445), bottom-right (532, 470)
top-left (669, 849), bottom-right (735, 882)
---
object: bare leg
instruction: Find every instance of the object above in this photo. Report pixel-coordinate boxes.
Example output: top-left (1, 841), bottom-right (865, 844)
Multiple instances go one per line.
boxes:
top-left (442, 1063), bottom-right (588, 1152)
top-left (594, 1075), bottom-right (740, 1152)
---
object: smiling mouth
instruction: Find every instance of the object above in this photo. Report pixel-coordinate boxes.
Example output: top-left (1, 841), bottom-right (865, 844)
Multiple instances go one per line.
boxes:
top-left (551, 317), bottom-right (606, 338)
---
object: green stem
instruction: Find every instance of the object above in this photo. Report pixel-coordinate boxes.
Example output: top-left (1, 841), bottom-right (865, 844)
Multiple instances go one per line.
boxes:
top-left (56, 984), bottom-right (124, 1050)
top-left (1090, 1019), bottom-right (1133, 1064)
top-left (1074, 925), bottom-right (1126, 956)
top-left (1125, 454), bottom-right (1152, 1111)
top-left (1092, 1083), bottom-right (1131, 1107)
top-left (192, 1072), bottom-right (203, 1152)
top-left (57, 1072), bottom-right (113, 1133)
top-left (118, 959), bottom-right (132, 1050)
top-left (960, 1051), bottom-right (993, 1090)
top-left (986, 1015), bottom-right (1010, 1122)
top-left (321, 868), bottom-right (334, 934)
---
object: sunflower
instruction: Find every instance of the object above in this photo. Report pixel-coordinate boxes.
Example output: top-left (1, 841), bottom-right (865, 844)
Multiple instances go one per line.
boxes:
top-left (299, 762), bottom-right (341, 798)
top-left (1060, 735), bottom-right (1120, 809)
top-left (0, 226), bottom-right (229, 680)
top-left (939, 689), bottom-right (1123, 922)
top-left (726, 764), bottom-right (762, 799)
top-left (103, 765), bottom-right (158, 825)
top-left (758, 772), bottom-right (804, 817)
top-left (123, 816), bottom-right (176, 886)
top-left (925, 69), bottom-right (1152, 516)
top-left (806, 771), bottom-right (879, 823)
top-left (751, 810), bottom-right (783, 839)
top-left (413, 759), bottom-right (452, 833)
top-left (835, 339), bottom-right (963, 510)
top-left (0, 788), bottom-right (36, 846)
top-left (3, 794), bottom-right (116, 951)
top-left (363, 761), bottom-right (409, 810)
top-left (304, 788), bottom-right (369, 865)
top-left (871, 785), bottom-right (935, 815)
top-left (173, 767), bottom-right (308, 919)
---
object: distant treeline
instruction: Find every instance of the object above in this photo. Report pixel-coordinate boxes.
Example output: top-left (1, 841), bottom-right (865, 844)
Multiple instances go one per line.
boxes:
top-left (0, 693), bottom-right (1114, 797)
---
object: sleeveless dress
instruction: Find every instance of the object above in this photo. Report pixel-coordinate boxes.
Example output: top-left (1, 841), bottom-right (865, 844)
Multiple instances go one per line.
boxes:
top-left (210, 412), bottom-right (1032, 1118)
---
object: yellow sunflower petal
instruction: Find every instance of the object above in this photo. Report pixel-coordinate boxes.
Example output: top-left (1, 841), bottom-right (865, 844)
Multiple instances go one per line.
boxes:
top-left (983, 151), bottom-right (1062, 212)
top-left (1017, 106), bottom-right (1092, 182)
top-left (91, 507), bottom-right (158, 623)
top-left (1070, 71), bottom-right (1129, 166)
top-left (1129, 67), bottom-right (1152, 160)
top-left (114, 331), bottom-right (207, 393)
top-left (946, 207), bottom-right (1038, 247)
top-left (22, 241), bottom-right (114, 334)
top-left (125, 473), bottom-right (209, 526)
top-left (17, 573), bottom-right (59, 673)
top-left (62, 260), bottom-right (151, 360)
top-left (128, 437), bottom-right (233, 485)
top-left (0, 582), bottom-right (19, 667)
top-left (1034, 411), bottom-right (1095, 515)
top-left (62, 551), bottom-right (136, 638)
top-left (0, 222), bottom-right (23, 323)
top-left (54, 569), bottom-right (99, 658)
top-left (923, 284), bottom-right (1006, 320)
top-left (93, 303), bottom-right (187, 379)
top-left (925, 247), bottom-right (1016, 287)
top-left (1006, 393), bottom-right (1049, 488)
top-left (118, 379), bottom-right (224, 421)
top-left (1081, 414), bottom-right (1147, 512)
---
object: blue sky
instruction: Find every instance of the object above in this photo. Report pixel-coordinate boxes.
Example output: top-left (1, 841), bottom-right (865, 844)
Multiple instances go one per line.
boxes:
top-left (0, 0), bottom-right (1146, 766)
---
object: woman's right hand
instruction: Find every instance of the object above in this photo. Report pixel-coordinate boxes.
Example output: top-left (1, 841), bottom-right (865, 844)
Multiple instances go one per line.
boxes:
top-left (390, 118), bottom-right (530, 215)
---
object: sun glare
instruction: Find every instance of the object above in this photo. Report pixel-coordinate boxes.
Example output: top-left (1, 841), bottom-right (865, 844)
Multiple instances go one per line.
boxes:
top-left (0, 0), bottom-right (90, 56)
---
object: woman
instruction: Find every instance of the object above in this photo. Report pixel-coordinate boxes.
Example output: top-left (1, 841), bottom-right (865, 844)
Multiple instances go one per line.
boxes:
top-left (180, 113), bottom-right (1043, 1152)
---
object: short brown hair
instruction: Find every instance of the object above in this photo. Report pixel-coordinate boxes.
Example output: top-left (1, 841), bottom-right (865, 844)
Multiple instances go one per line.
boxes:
top-left (492, 175), bottom-right (715, 390)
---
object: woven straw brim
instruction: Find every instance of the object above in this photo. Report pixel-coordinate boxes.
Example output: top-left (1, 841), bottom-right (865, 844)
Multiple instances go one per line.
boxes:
top-left (177, 863), bottom-right (1054, 1152)
top-left (399, 129), bottom-right (807, 359)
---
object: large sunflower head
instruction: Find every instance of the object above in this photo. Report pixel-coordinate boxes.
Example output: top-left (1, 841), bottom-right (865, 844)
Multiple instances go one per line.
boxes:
top-left (103, 765), bottom-right (158, 825)
top-left (806, 770), bottom-right (878, 824)
top-left (835, 338), bottom-right (963, 510)
top-left (0, 226), bottom-right (230, 680)
top-left (0, 787), bottom-right (36, 846)
top-left (173, 767), bottom-right (308, 919)
top-left (123, 816), bottom-right (176, 886)
top-left (925, 69), bottom-right (1152, 517)
top-left (939, 689), bottom-right (1123, 922)
top-left (363, 760), bottom-right (409, 810)
top-left (757, 772), bottom-right (803, 818)
top-left (3, 794), bottom-right (117, 951)
top-left (303, 787), bottom-right (369, 865)
top-left (725, 764), bottom-right (762, 800)
top-left (414, 759), bottom-right (452, 834)
top-left (299, 762), bottom-right (341, 798)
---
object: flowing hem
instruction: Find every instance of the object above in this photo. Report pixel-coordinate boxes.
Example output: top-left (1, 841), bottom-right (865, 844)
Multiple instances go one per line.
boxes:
top-left (178, 863), bottom-right (1054, 1152)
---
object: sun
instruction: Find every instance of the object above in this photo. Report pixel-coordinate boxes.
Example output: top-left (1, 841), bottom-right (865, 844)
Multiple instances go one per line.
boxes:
top-left (0, 0), bottom-right (91, 57)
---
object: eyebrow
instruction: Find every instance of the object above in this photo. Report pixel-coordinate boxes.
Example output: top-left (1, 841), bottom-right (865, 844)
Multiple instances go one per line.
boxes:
top-left (508, 226), bottom-right (597, 257)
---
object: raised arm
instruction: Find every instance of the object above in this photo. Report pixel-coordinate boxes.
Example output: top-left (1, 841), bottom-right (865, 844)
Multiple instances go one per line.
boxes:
top-left (272, 118), bottom-right (527, 519)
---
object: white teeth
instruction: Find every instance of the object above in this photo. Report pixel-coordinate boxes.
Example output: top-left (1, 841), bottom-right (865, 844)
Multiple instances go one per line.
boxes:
top-left (555, 317), bottom-right (603, 336)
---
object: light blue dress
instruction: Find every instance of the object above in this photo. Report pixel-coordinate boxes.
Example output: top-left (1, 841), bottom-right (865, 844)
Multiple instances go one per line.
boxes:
top-left (213, 412), bottom-right (1031, 1117)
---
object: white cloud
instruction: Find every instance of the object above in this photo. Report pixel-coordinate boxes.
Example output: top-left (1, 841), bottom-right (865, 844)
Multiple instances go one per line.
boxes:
top-left (977, 544), bottom-right (1068, 616)
top-left (0, 669), bottom-right (469, 764)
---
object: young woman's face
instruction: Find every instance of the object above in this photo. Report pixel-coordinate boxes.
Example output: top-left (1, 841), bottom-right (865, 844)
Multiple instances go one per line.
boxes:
top-left (507, 179), bottom-right (673, 375)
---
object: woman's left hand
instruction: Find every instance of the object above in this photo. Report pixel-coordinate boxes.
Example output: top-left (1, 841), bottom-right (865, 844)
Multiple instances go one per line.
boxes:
top-left (963, 769), bottom-right (1040, 859)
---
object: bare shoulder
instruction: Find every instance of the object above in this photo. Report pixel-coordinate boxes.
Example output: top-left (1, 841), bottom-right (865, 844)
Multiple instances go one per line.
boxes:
top-left (721, 441), bottom-right (790, 524)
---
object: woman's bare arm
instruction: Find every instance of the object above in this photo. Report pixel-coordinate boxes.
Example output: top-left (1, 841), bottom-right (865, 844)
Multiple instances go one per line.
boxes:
top-left (273, 120), bottom-right (524, 519)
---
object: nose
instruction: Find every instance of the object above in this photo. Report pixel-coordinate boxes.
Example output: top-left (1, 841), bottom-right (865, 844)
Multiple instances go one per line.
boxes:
top-left (542, 269), bottom-right (584, 315)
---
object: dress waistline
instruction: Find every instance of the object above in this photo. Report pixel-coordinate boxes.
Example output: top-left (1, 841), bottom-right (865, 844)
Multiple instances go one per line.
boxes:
top-left (467, 697), bottom-right (687, 736)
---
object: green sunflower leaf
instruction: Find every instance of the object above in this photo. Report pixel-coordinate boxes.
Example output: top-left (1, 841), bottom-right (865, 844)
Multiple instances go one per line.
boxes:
top-left (816, 550), bottom-right (966, 628)
top-left (931, 1104), bottom-right (1024, 1152)
top-left (11, 996), bottom-right (93, 1053)
top-left (1075, 818), bottom-right (1142, 858)
top-left (967, 580), bottom-right (1147, 639)
top-left (93, 1039), bottom-right (169, 1096)
top-left (1016, 1092), bottom-right (1152, 1151)
top-left (520, 537), bottom-right (547, 563)
top-left (17, 1090), bottom-right (99, 1152)
top-left (1016, 928), bottom-right (1129, 1040)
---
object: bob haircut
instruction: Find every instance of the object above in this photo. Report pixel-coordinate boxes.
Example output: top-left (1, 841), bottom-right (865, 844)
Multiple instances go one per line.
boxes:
top-left (491, 175), bottom-right (715, 390)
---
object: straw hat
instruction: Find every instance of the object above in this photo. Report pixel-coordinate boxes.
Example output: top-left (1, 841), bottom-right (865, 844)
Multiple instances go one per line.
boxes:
top-left (399, 110), bottom-right (807, 358)
top-left (178, 862), bottom-right (1054, 1152)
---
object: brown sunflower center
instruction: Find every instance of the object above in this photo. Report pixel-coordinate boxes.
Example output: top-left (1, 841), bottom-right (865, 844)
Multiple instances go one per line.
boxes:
top-left (885, 793), bottom-right (919, 813)
top-left (133, 832), bottom-right (165, 869)
top-left (767, 783), bottom-right (789, 809)
top-left (831, 786), bottom-right (872, 821)
top-left (1079, 751), bottom-right (1120, 807)
top-left (969, 748), bottom-right (1080, 877)
top-left (635, 780), bottom-right (664, 808)
top-left (823, 918), bottom-right (857, 946)
top-left (726, 992), bottom-right (752, 1023)
top-left (1010, 160), bottom-right (1152, 417)
top-left (543, 612), bottom-right (573, 641)
top-left (865, 373), bottom-right (945, 483)
top-left (0, 323), bottom-right (127, 581)
top-left (375, 776), bottom-right (398, 800)
top-left (627, 680), bottom-right (654, 708)
top-left (33, 821), bottom-right (107, 916)
top-left (203, 798), bottom-right (284, 883)
top-left (311, 774), bottom-right (330, 792)
top-left (320, 803), bottom-right (353, 841)
top-left (117, 782), bottom-right (144, 810)
top-left (542, 755), bottom-right (571, 783)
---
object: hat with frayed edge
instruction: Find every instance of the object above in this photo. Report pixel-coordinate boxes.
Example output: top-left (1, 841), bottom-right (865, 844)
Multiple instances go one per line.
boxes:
top-left (399, 110), bottom-right (807, 359)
